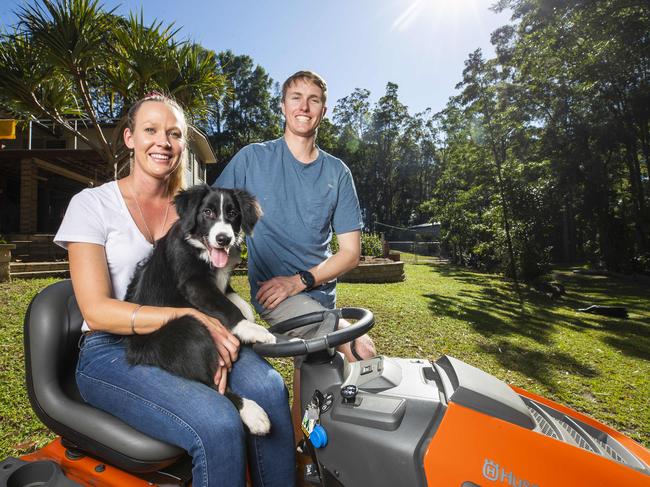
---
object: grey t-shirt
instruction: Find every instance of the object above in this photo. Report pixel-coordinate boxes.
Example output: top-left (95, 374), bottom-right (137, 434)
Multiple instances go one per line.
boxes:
top-left (215, 137), bottom-right (363, 313)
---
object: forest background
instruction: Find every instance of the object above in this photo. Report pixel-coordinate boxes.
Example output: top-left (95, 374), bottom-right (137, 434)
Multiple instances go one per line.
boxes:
top-left (1, 0), bottom-right (649, 281)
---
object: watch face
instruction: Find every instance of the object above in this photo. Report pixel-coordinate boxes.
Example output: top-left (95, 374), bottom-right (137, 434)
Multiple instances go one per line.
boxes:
top-left (301, 271), bottom-right (315, 288)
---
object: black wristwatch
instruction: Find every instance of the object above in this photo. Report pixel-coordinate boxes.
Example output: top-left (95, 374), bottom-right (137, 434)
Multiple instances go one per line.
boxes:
top-left (297, 270), bottom-right (316, 290)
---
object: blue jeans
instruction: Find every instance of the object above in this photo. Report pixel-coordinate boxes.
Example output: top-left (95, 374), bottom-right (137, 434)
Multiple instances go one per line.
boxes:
top-left (76, 332), bottom-right (295, 487)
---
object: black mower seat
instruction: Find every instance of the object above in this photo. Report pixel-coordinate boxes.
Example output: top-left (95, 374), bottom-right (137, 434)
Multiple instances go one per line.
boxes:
top-left (24, 280), bottom-right (185, 473)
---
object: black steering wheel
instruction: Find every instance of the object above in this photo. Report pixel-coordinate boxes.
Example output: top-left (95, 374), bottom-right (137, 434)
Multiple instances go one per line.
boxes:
top-left (252, 308), bottom-right (374, 358)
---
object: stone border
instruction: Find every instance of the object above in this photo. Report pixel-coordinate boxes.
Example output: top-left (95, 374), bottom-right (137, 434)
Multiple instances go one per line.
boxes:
top-left (227, 262), bottom-right (406, 284)
top-left (339, 261), bottom-right (405, 283)
top-left (0, 244), bottom-right (17, 282)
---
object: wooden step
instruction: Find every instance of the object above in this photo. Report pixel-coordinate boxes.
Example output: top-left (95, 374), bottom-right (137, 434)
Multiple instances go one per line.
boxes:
top-left (10, 269), bottom-right (70, 279)
top-left (10, 261), bottom-right (69, 279)
top-left (10, 261), bottom-right (69, 273)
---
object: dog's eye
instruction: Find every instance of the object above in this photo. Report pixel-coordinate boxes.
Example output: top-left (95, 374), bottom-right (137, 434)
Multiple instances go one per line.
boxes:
top-left (227, 210), bottom-right (238, 219)
top-left (203, 208), bottom-right (214, 218)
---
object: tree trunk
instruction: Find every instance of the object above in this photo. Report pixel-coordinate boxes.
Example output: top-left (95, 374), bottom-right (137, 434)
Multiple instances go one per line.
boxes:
top-left (626, 140), bottom-right (647, 254)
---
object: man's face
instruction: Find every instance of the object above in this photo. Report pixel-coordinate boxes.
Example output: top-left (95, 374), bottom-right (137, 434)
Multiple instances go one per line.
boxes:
top-left (281, 79), bottom-right (327, 138)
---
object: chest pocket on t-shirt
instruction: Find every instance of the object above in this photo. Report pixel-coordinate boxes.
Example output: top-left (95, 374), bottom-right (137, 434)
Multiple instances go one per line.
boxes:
top-left (306, 201), bottom-right (334, 232)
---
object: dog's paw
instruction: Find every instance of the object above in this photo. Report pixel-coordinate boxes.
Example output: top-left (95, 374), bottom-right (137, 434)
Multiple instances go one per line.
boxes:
top-left (233, 319), bottom-right (276, 344)
top-left (258, 330), bottom-right (276, 344)
top-left (240, 398), bottom-right (271, 435)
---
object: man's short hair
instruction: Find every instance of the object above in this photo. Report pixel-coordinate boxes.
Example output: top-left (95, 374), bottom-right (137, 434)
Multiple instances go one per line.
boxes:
top-left (281, 71), bottom-right (328, 104)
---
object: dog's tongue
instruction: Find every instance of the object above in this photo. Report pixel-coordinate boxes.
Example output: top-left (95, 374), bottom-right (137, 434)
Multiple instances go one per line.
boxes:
top-left (209, 247), bottom-right (229, 268)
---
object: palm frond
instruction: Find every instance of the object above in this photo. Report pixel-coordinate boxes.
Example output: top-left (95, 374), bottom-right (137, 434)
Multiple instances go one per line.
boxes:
top-left (18, 0), bottom-right (115, 73)
top-left (0, 31), bottom-right (79, 119)
top-left (167, 43), bottom-right (226, 121)
top-left (105, 9), bottom-right (181, 106)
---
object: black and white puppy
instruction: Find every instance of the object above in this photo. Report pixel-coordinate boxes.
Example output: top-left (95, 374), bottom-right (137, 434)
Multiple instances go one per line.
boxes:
top-left (124, 184), bottom-right (275, 435)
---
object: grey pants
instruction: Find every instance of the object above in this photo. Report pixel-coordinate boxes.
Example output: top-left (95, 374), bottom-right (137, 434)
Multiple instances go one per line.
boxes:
top-left (260, 294), bottom-right (336, 364)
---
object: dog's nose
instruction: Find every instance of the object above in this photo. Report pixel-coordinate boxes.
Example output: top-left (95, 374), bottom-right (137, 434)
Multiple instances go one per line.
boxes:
top-left (215, 234), bottom-right (232, 247)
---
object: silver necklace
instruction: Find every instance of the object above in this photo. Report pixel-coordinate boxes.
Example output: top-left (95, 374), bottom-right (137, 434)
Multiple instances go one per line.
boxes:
top-left (127, 181), bottom-right (170, 244)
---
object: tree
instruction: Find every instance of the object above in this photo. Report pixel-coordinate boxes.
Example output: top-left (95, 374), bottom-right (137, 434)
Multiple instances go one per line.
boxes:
top-left (368, 82), bottom-right (410, 224)
top-left (496, 0), bottom-right (650, 271)
top-left (455, 49), bottom-right (524, 285)
top-left (208, 51), bottom-right (281, 180)
top-left (327, 84), bottom-right (438, 230)
top-left (421, 0), bottom-right (649, 278)
top-left (0, 0), bottom-right (226, 169)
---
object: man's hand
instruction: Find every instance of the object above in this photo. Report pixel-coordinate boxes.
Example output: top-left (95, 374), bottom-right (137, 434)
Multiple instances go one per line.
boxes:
top-left (256, 275), bottom-right (305, 310)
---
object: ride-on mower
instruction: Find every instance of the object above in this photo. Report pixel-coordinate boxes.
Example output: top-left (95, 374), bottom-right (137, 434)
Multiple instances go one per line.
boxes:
top-left (1, 280), bottom-right (649, 486)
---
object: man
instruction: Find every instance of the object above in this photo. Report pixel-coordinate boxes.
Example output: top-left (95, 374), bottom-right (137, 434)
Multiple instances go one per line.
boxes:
top-left (215, 70), bottom-right (376, 438)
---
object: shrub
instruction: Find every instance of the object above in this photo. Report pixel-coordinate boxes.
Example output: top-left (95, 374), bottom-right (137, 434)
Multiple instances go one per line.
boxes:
top-left (240, 239), bottom-right (248, 263)
top-left (361, 232), bottom-right (383, 257)
top-left (329, 232), bottom-right (383, 257)
top-left (330, 233), bottom-right (339, 254)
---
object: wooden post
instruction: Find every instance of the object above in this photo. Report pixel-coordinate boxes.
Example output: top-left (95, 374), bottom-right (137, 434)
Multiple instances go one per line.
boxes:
top-left (19, 158), bottom-right (38, 233)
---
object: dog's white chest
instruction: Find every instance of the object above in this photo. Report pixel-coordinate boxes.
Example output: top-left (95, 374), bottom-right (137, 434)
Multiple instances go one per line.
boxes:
top-left (215, 271), bottom-right (229, 294)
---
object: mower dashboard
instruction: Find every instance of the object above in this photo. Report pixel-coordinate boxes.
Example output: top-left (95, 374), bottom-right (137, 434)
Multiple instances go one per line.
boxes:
top-left (340, 356), bottom-right (402, 392)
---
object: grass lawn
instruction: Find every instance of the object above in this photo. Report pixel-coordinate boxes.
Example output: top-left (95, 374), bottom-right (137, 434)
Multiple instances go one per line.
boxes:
top-left (1, 261), bottom-right (648, 459)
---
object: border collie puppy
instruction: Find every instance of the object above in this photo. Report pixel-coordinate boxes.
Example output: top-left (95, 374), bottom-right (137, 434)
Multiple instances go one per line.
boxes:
top-left (124, 184), bottom-right (275, 435)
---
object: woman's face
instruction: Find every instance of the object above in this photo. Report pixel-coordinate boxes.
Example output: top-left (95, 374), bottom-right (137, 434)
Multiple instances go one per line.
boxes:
top-left (124, 100), bottom-right (186, 180)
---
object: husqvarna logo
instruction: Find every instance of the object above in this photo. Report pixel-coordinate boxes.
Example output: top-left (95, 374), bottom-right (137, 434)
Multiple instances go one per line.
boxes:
top-left (483, 459), bottom-right (540, 487)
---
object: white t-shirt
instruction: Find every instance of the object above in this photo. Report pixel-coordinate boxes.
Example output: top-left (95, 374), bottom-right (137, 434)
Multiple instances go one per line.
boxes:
top-left (55, 181), bottom-right (153, 331)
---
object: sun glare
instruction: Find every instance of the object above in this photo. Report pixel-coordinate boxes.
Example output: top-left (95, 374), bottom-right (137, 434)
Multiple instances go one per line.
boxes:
top-left (391, 0), bottom-right (482, 32)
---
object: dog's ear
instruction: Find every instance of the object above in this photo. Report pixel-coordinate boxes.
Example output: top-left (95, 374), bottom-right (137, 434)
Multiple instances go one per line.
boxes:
top-left (174, 184), bottom-right (210, 232)
top-left (233, 189), bottom-right (263, 235)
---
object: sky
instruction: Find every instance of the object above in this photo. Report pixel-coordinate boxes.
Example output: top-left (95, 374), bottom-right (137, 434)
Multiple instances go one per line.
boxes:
top-left (0, 0), bottom-right (512, 116)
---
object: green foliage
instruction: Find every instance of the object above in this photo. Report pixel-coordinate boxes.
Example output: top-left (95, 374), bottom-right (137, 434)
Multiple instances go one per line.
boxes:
top-left (328, 232), bottom-right (383, 257)
top-left (207, 50), bottom-right (281, 179)
top-left (329, 233), bottom-right (339, 254)
top-left (419, 0), bottom-right (650, 278)
top-left (239, 238), bottom-right (248, 263)
top-left (361, 232), bottom-right (383, 257)
top-left (329, 83), bottom-right (437, 228)
top-left (0, 0), bottom-right (226, 166)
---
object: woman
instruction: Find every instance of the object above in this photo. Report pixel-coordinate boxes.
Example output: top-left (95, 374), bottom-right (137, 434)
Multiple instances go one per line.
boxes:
top-left (54, 93), bottom-right (295, 487)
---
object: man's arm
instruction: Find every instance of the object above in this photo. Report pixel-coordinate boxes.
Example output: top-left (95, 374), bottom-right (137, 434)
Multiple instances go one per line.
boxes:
top-left (309, 230), bottom-right (360, 286)
top-left (256, 230), bottom-right (360, 310)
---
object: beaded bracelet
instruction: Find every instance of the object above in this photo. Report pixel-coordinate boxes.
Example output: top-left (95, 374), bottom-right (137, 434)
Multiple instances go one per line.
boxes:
top-left (131, 304), bottom-right (143, 335)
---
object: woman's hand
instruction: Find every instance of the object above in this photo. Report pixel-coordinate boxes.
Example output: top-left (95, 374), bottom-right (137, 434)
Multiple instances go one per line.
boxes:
top-left (213, 364), bottom-right (229, 394)
top-left (181, 309), bottom-right (240, 370)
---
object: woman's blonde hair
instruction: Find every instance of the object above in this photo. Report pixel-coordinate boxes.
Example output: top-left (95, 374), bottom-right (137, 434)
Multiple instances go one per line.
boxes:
top-left (126, 92), bottom-right (189, 196)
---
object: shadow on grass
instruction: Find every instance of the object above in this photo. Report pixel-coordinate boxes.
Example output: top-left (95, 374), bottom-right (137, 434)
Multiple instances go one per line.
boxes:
top-left (421, 262), bottom-right (650, 386)
top-left (554, 273), bottom-right (650, 360)
top-left (423, 289), bottom-right (559, 346)
top-left (478, 340), bottom-right (599, 392)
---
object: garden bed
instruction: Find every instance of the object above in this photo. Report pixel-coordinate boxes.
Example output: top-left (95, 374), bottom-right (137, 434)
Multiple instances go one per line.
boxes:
top-left (339, 256), bottom-right (405, 283)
